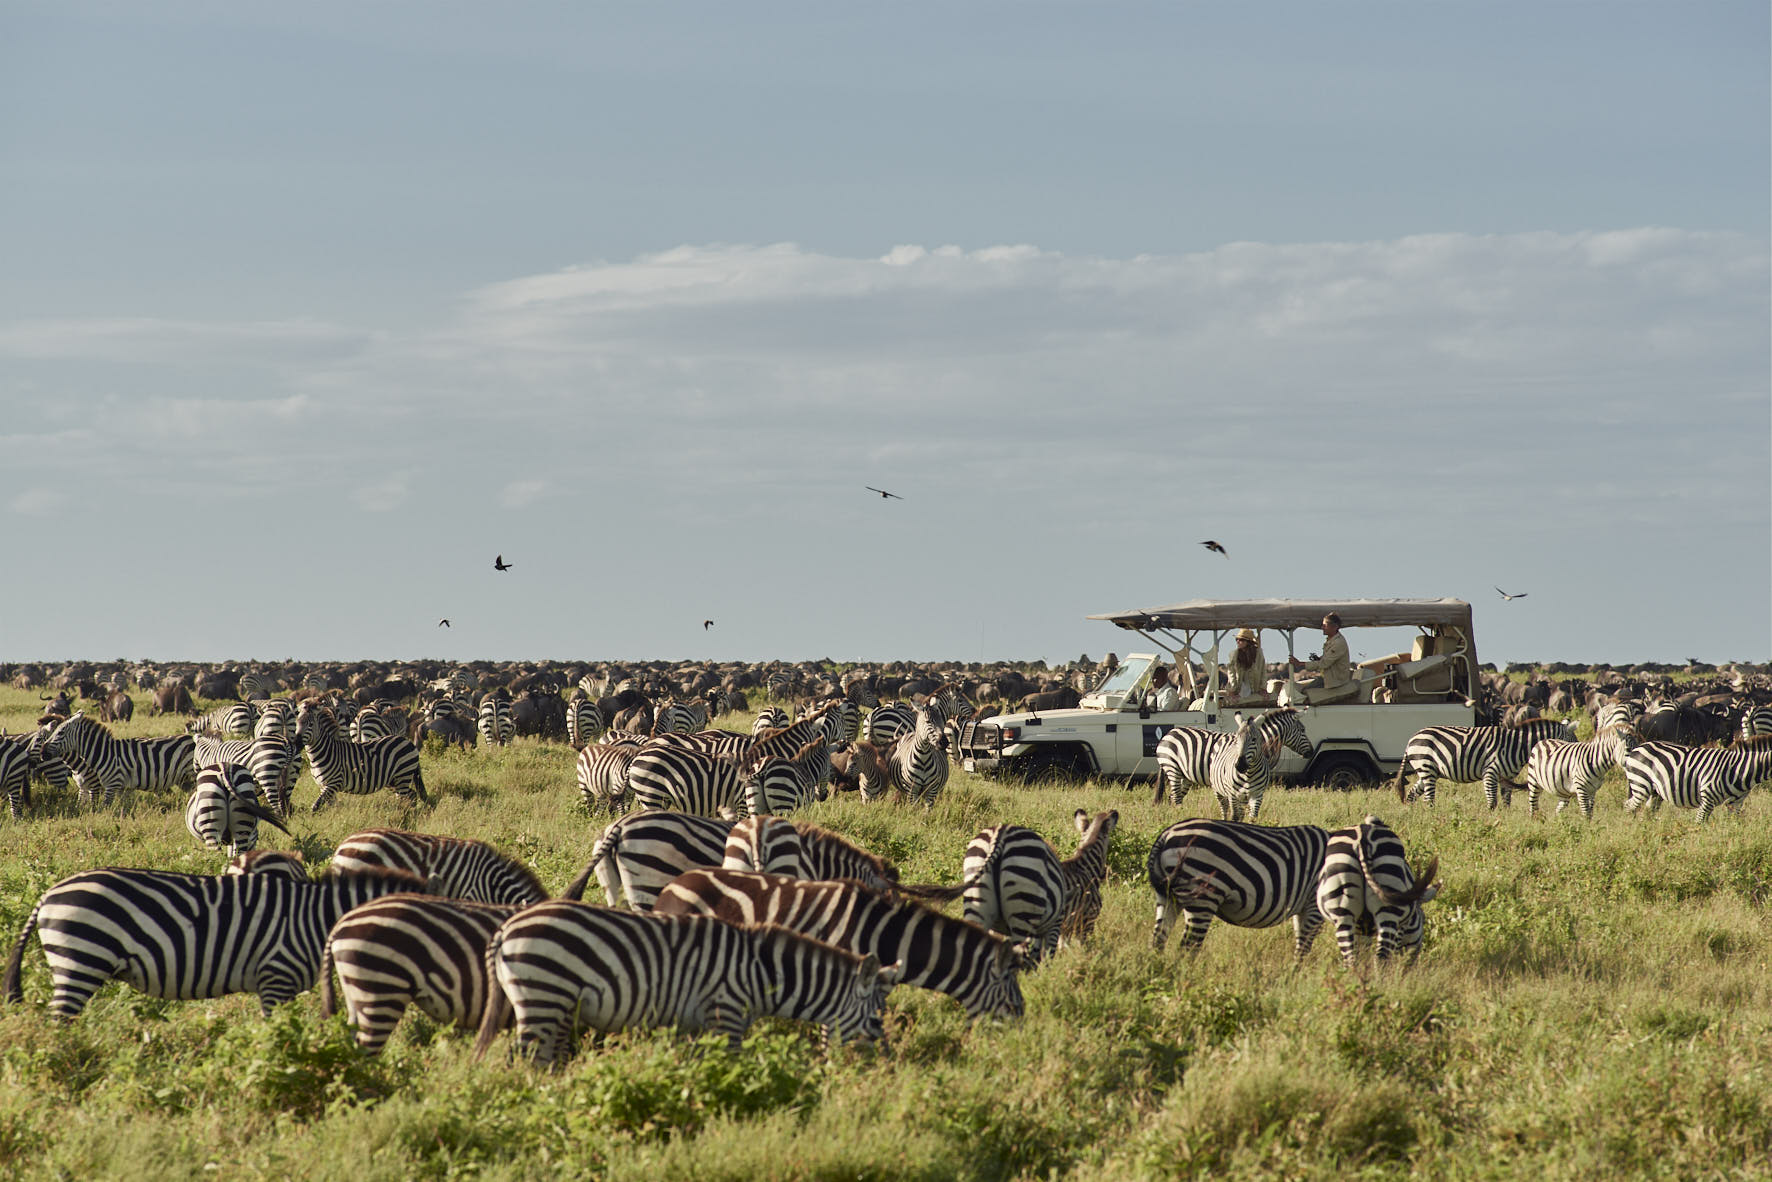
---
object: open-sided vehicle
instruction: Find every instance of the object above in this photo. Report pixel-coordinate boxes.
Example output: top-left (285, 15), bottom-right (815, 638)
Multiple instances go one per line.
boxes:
top-left (956, 598), bottom-right (1480, 788)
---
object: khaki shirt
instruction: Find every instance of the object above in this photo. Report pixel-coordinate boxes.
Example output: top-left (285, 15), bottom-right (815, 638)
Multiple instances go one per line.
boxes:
top-left (1303, 632), bottom-right (1352, 688)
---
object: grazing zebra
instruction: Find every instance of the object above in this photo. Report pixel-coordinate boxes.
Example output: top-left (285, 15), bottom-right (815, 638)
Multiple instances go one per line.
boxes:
top-left (296, 701), bottom-right (427, 811)
top-left (184, 763), bottom-right (290, 856)
top-left (752, 706), bottom-right (791, 736)
top-left (864, 702), bottom-right (916, 750)
top-left (721, 816), bottom-right (899, 891)
top-left (654, 869), bottom-right (1031, 1020)
top-left (652, 700), bottom-right (705, 736)
top-left (224, 850), bottom-right (309, 880)
top-left (320, 895), bottom-right (516, 1054)
top-left (566, 694), bottom-right (604, 748)
top-left (1525, 725), bottom-right (1639, 819)
top-left (829, 741), bottom-right (892, 802)
top-left (43, 712), bottom-right (197, 806)
top-left (20, 725), bottom-right (72, 796)
top-left (1057, 809), bottom-right (1120, 944)
top-left (191, 702), bottom-right (255, 738)
top-left (477, 692), bottom-right (515, 747)
top-left (4, 865), bottom-right (426, 1020)
top-left (575, 742), bottom-right (640, 815)
top-left (627, 744), bottom-right (744, 817)
top-left (1153, 708), bottom-right (1312, 809)
top-left (563, 810), bottom-right (736, 910)
top-left (1740, 706), bottom-right (1772, 741)
top-left (1623, 736), bottom-right (1772, 821)
top-left (743, 739), bottom-right (830, 817)
top-left (1316, 816), bottom-right (1440, 966)
top-left (1147, 818), bottom-right (1331, 956)
top-left (1394, 718), bottom-right (1576, 809)
top-left (473, 904), bottom-right (900, 1063)
top-left (764, 671), bottom-right (797, 699)
top-left (330, 829), bottom-right (547, 906)
top-left (237, 670), bottom-right (275, 700)
top-left (886, 706), bottom-right (950, 808)
top-left (0, 738), bottom-right (31, 818)
top-left (962, 824), bottom-right (1066, 963)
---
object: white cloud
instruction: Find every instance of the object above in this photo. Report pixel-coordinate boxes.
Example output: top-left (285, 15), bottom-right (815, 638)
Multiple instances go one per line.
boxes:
top-left (499, 478), bottom-right (548, 508)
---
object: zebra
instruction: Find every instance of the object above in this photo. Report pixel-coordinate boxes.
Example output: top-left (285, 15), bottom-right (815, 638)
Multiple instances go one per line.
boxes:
top-left (1153, 708), bottom-right (1312, 809)
top-left (764, 671), bottom-right (798, 700)
top-left (1315, 816), bottom-right (1440, 967)
top-left (191, 702), bottom-right (256, 738)
top-left (562, 810), bottom-right (737, 910)
top-left (224, 850), bottom-right (309, 880)
top-left (1740, 706), bottom-right (1772, 741)
top-left (1057, 809), bottom-right (1120, 945)
top-left (1209, 713), bottom-right (1281, 822)
top-left (627, 744), bottom-right (744, 817)
top-left (473, 904), bottom-right (900, 1063)
top-left (1147, 818), bottom-right (1331, 956)
top-left (1623, 736), bottom-right (1772, 821)
top-left (652, 700), bottom-right (705, 736)
top-left (0, 738), bottom-right (32, 818)
top-left (477, 691), bottom-right (515, 747)
top-left (820, 699), bottom-right (862, 746)
top-left (295, 701), bottom-right (427, 811)
top-left (575, 742), bottom-right (640, 815)
top-left (43, 712), bottom-right (197, 806)
top-left (566, 693), bottom-right (604, 748)
top-left (184, 763), bottom-right (290, 856)
top-left (743, 739), bottom-right (830, 817)
top-left (253, 697), bottom-right (297, 743)
top-left (1394, 718), bottom-right (1577, 809)
top-left (752, 706), bottom-right (791, 736)
top-left (351, 703), bottom-right (398, 743)
top-left (3, 865), bottom-right (427, 1020)
top-left (320, 895), bottom-right (517, 1054)
top-left (1595, 699), bottom-right (1645, 732)
top-left (886, 706), bottom-right (950, 808)
top-left (237, 670), bottom-right (275, 700)
top-left (653, 869), bottom-right (1031, 1020)
top-left (831, 740), bottom-right (892, 802)
top-left (962, 824), bottom-right (1066, 963)
top-left (1525, 725), bottom-right (1639, 819)
top-left (330, 829), bottom-right (548, 906)
top-left (864, 702), bottom-right (916, 750)
top-left (721, 816), bottom-right (899, 891)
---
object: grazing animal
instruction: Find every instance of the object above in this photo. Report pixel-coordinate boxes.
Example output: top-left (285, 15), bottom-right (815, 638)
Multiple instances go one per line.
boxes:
top-left (0, 739), bottom-right (32, 818)
top-left (743, 739), bottom-right (830, 817)
top-left (752, 706), bottom-right (791, 736)
top-left (721, 816), bottom-right (899, 891)
top-left (474, 905), bottom-right (899, 1062)
top-left (42, 712), bottom-right (197, 806)
top-left (1525, 726), bottom-right (1638, 819)
top-left (828, 741), bottom-right (892, 800)
top-left (626, 744), bottom-right (744, 818)
top-left (320, 896), bottom-right (516, 1055)
top-left (1394, 719), bottom-right (1576, 809)
top-left (329, 829), bottom-right (547, 906)
top-left (1315, 816), bottom-right (1440, 966)
top-left (654, 870), bottom-right (1030, 1020)
top-left (1147, 818), bottom-right (1331, 956)
top-left (295, 702), bottom-right (428, 811)
top-left (1623, 736), bottom-right (1772, 822)
top-left (1739, 706), bottom-right (1772, 741)
top-left (575, 742), bottom-right (640, 815)
top-left (191, 702), bottom-right (255, 738)
top-left (224, 850), bottom-right (309, 880)
top-left (184, 763), bottom-right (290, 856)
top-left (563, 810), bottom-right (736, 910)
top-left (4, 866), bottom-right (426, 1020)
top-left (566, 694), bottom-right (604, 748)
top-left (962, 810), bottom-right (1120, 962)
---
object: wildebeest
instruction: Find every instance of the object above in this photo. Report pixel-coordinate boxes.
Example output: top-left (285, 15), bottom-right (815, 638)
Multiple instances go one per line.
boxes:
top-left (152, 682), bottom-right (194, 716)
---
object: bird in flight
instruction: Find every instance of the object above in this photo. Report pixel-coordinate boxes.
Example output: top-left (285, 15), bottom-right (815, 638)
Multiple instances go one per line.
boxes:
top-left (1494, 586), bottom-right (1528, 601)
top-left (1201, 540), bottom-right (1227, 557)
top-left (494, 555), bottom-right (512, 571)
top-left (703, 620), bottom-right (714, 630)
top-left (865, 487), bottom-right (903, 500)
top-left (437, 618), bottom-right (451, 628)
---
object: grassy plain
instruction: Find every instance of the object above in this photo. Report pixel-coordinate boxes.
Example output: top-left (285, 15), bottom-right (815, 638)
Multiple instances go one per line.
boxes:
top-left (0, 686), bottom-right (1769, 1181)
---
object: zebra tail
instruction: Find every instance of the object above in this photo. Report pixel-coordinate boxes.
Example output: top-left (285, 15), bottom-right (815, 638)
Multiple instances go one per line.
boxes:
top-left (1392, 760), bottom-right (1409, 803)
top-left (562, 826), bottom-right (621, 901)
top-left (1151, 776), bottom-right (1166, 806)
top-left (895, 880), bottom-right (967, 903)
top-left (318, 942), bottom-right (339, 1019)
top-left (3, 901), bottom-right (42, 1004)
top-left (472, 933), bottom-right (512, 1060)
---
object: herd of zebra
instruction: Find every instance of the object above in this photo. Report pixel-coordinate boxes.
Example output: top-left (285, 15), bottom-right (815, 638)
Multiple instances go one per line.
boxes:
top-left (3, 675), bottom-right (1769, 1068)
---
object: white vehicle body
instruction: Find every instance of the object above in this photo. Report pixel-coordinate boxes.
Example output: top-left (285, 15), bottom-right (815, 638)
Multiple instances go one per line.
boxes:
top-left (956, 599), bottom-right (1480, 787)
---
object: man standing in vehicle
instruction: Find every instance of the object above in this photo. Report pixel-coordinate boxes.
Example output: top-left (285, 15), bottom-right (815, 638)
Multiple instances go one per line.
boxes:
top-left (1290, 613), bottom-right (1351, 691)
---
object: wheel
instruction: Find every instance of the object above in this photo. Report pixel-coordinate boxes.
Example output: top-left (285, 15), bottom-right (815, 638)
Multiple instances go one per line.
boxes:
top-left (1312, 753), bottom-right (1378, 792)
top-left (1017, 750), bottom-right (1080, 787)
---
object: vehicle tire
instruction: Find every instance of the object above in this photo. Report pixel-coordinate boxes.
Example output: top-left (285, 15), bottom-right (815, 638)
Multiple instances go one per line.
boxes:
top-left (1311, 752), bottom-right (1379, 792)
top-left (1017, 750), bottom-right (1079, 787)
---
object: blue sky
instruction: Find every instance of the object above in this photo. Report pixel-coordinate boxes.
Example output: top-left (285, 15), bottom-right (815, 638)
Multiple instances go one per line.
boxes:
top-left (2, 2), bottom-right (1767, 666)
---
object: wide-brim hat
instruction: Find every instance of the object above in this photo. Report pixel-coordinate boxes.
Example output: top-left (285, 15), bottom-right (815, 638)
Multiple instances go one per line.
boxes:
top-left (1235, 628), bottom-right (1258, 642)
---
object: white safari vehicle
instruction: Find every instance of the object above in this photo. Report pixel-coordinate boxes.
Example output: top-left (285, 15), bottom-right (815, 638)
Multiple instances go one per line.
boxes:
top-left (956, 599), bottom-right (1480, 789)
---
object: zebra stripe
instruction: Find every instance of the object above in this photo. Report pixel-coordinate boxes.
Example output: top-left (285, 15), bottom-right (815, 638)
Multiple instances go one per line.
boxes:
top-left (864, 703), bottom-right (916, 750)
top-left (1623, 736), bottom-right (1772, 821)
top-left (330, 829), bottom-right (547, 906)
top-left (1315, 816), bottom-right (1439, 966)
top-left (575, 743), bottom-right (640, 815)
top-left (0, 739), bottom-right (31, 818)
top-left (721, 816), bottom-right (899, 891)
top-left (474, 904), bottom-right (898, 1062)
top-left (743, 739), bottom-right (830, 817)
top-left (1147, 818), bottom-right (1331, 956)
top-left (886, 706), bottom-right (949, 808)
top-left (627, 744), bottom-right (744, 817)
top-left (821, 700), bottom-right (862, 746)
top-left (566, 694), bottom-right (605, 748)
top-left (653, 869), bottom-right (1030, 1020)
top-left (44, 712), bottom-right (197, 806)
top-left (3, 866), bottom-right (426, 1020)
top-left (963, 825), bottom-right (1065, 963)
top-left (476, 693), bottom-right (515, 747)
top-left (295, 702), bottom-right (427, 811)
top-left (1525, 726), bottom-right (1638, 819)
top-left (652, 701), bottom-right (706, 736)
top-left (191, 702), bottom-right (256, 738)
top-left (1395, 719), bottom-right (1576, 809)
top-left (185, 763), bottom-right (288, 856)
top-left (1154, 708), bottom-right (1312, 809)
top-left (320, 895), bottom-right (516, 1054)
top-left (563, 809), bottom-right (736, 910)
top-left (1740, 706), bottom-right (1772, 741)
top-left (1057, 809), bottom-right (1119, 945)
top-left (351, 704), bottom-right (399, 743)
top-left (752, 706), bottom-right (791, 736)
top-left (224, 850), bottom-right (309, 880)
top-left (253, 698), bottom-right (297, 743)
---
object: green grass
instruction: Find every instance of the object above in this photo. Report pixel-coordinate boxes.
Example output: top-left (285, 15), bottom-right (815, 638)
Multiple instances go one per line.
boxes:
top-left (1, 687), bottom-right (1770, 1180)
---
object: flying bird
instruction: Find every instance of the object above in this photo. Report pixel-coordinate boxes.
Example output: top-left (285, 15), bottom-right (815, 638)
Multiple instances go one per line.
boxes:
top-left (437, 618), bottom-right (450, 628)
top-left (1201, 540), bottom-right (1227, 557)
top-left (493, 555), bottom-right (512, 571)
top-left (703, 620), bottom-right (714, 630)
top-left (1494, 586), bottom-right (1528, 601)
top-left (865, 487), bottom-right (903, 500)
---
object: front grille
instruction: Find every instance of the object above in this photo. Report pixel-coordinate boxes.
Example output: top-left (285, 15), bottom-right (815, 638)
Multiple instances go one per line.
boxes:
top-left (957, 721), bottom-right (1002, 760)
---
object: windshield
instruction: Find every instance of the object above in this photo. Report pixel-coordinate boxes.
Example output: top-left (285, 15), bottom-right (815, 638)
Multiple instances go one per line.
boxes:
top-left (1091, 656), bottom-right (1152, 698)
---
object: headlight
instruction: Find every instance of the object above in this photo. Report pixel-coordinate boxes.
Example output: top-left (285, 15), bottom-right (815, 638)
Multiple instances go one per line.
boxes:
top-left (999, 726), bottom-right (1020, 742)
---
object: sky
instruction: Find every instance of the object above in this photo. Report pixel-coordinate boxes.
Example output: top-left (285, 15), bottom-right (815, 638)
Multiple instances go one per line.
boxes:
top-left (2, 1), bottom-right (1767, 667)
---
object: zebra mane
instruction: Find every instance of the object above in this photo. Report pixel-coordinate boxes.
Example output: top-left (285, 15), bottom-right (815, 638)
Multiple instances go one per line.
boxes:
top-left (793, 822), bottom-right (898, 880)
top-left (1731, 733), bottom-right (1772, 752)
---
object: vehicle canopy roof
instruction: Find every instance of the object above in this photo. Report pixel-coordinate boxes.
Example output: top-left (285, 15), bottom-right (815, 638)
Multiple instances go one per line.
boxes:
top-left (1088, 598), bottom-right (1473, 633)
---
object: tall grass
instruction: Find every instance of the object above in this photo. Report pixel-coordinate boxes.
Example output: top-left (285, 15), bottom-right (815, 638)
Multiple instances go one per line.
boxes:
top-left (0, 687), bottom-right (1768, 1180)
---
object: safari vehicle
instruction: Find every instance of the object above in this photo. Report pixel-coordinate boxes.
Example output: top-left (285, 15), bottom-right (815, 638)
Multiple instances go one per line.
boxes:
top-left (955, 599), bottom-right (1479, 789)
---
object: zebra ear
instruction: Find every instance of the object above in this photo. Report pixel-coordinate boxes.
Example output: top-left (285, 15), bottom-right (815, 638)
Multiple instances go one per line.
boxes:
top-left (1073, 809), bottom-right (1088, 833)
top-left (856, 953), bottom-right (881, 981)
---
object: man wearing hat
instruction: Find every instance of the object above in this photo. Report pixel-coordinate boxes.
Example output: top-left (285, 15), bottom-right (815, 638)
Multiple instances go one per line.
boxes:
top-left (1224, 628), bottom-right (1267, 704)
